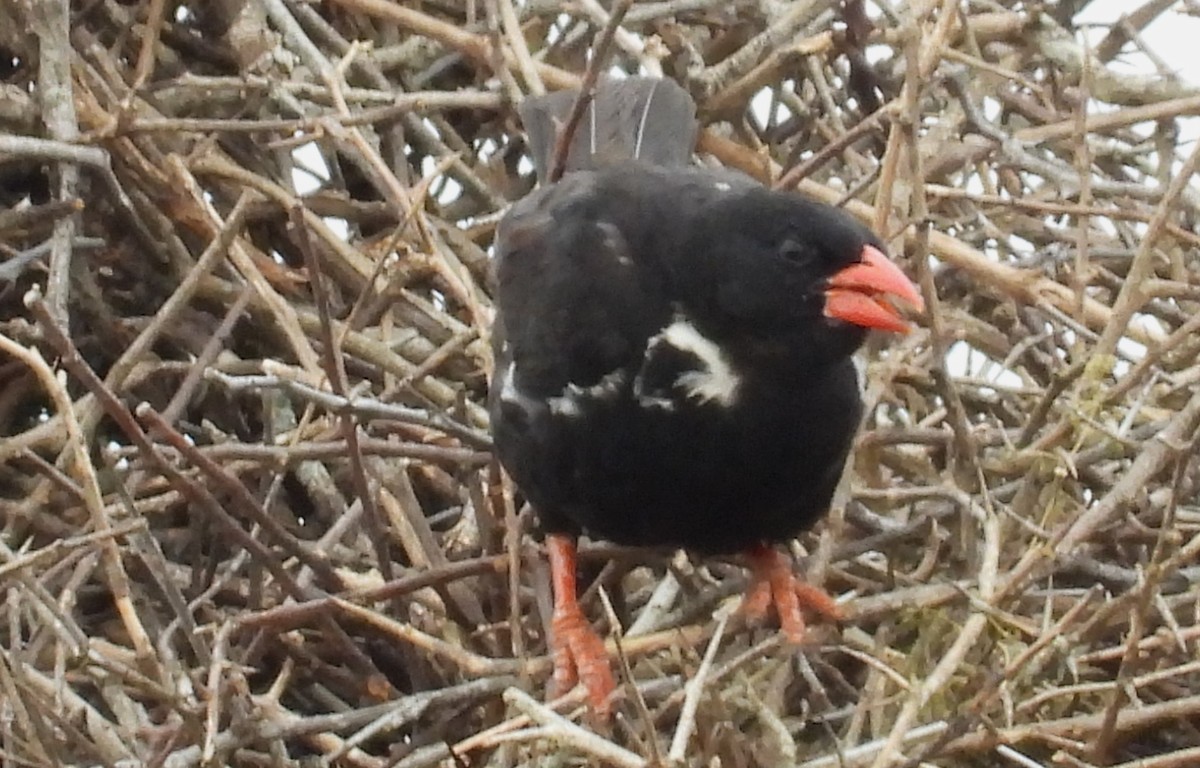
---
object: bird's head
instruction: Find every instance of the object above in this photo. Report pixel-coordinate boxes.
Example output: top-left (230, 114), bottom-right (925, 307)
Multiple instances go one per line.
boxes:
top-left (680, 188), bottom-right (924, 363)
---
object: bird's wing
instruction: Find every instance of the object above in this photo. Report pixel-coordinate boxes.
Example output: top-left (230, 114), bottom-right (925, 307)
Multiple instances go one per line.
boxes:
top-left (491, 173), bottom-right (673, 401)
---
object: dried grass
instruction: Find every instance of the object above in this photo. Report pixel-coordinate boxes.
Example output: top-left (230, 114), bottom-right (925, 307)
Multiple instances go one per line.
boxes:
top-left (1, 1), bottom-right (1199, 766)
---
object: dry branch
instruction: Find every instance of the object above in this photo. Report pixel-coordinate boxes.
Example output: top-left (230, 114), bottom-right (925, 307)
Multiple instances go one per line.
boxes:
top-left (1, 0), bottom-right (1199, 766)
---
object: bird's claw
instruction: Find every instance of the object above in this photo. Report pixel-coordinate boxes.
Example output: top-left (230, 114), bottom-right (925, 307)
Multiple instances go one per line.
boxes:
top-left (740, 546), bottom-right (843, 643)
top-left (550, 607), bottom-right (616, 717)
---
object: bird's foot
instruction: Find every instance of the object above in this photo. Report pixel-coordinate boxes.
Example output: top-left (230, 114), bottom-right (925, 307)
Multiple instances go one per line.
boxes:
top-left (740, 544), bottom-right (843, 643)
top-left (549, 605), bottom-right (616, 716)
top-left (546, 534), bottom-right (616, 717)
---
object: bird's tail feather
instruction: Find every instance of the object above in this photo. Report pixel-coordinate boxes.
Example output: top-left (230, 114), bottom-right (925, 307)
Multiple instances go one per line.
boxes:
top-left (518, 77), bottom-right (697, 183)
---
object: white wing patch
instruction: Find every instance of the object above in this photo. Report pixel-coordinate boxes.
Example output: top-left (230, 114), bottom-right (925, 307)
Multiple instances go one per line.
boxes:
top-left (549, 370), bottom-right (627, 417)
top-left (497, 361), bottom-right (519, 402)
top-left (502, 317), bottom-right (739, 420)
top-left (548, 396), bottom-right (582, 417)
top-left (498, 360), bottom-right (560, 415)
top-left (632, 385), bottom-right (676, 412)
top-left (501, 360), bottom-right (627, 419)
top-left (642, 317), bottom-right (741, 407)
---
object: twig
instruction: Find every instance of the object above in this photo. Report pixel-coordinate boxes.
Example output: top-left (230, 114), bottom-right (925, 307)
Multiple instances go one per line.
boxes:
top-left (667, 612), bottom-right (728, 763)
top-left (291, 204), bottom-right (394, 580)
top-left (503, 687), bottom-right (649, 768)
top-left (11, 0), bottom-right (78, 329)
top-left (19, 290), bottom-right (156, 663)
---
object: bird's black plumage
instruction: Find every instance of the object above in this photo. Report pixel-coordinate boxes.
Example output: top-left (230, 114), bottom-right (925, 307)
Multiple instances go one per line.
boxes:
top-left (490, 78), bottom-right (892, 555)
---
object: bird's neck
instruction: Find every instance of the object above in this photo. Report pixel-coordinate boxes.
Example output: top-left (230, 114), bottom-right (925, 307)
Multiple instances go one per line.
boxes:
top-left (718, 324), bottom-right (863, 383)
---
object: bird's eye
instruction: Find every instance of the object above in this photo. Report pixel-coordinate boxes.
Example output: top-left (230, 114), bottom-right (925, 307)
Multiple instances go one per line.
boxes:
top-left (778, 239), bottom-right (813, 266)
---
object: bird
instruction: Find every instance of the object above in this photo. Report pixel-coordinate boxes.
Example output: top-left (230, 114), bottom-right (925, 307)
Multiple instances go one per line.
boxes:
top-left (489, 77), bottom-right (923, 717)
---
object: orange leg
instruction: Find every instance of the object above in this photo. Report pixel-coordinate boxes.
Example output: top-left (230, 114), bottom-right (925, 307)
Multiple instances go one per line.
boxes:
top-left (547, 534), bottom-right (616, 716)
top-left (740, 544), bottom-right (843, 642)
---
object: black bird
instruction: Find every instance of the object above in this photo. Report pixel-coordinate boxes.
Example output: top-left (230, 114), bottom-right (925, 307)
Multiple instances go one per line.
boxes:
top-left (490, 77), bottom-right (923, 716)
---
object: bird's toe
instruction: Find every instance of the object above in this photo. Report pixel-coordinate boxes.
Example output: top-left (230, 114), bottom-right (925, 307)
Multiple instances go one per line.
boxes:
top-left (550, 608), bottom-right (616, 717)
top-left (741, 544), bottom-right (843, 644)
